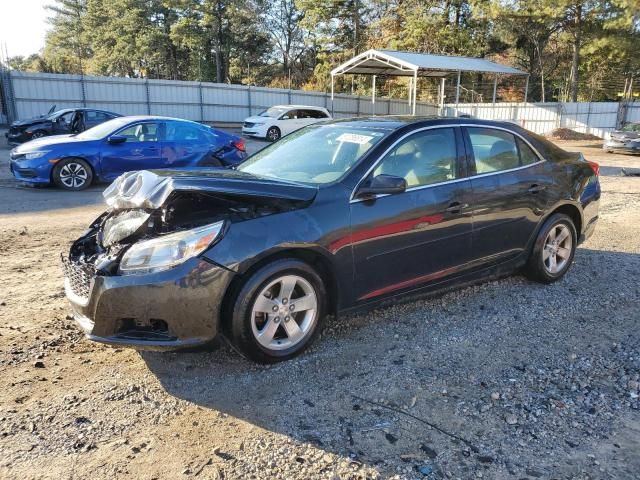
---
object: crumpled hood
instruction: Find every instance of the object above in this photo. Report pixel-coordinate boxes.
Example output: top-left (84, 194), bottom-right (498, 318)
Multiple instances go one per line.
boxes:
top-left (11, 116), bottom-right (50, 128)
top-left (103, 168), bottom-right (318, 210)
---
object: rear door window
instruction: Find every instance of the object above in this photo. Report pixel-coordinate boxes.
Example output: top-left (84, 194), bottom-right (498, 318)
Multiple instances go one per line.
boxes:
top-left (516, 137), bottom-right (540, 166)
top-left (467, 128), bottom-right (520, 174)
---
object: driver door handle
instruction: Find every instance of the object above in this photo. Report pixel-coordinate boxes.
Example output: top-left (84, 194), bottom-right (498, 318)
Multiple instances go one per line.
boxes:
top-left (445, 201), bottom-right (468, 214)
top-left (528, 184), bottom-right (546, 194)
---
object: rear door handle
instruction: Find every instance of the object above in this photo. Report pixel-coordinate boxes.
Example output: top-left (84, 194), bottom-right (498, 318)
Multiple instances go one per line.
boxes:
top-left (445, 202), bottom-right (468, 214)
top-left (528, 184), bottom-right (546, 194)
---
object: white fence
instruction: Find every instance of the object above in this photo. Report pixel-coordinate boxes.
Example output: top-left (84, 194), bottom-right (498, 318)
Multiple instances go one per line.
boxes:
top-left (445, 102), bottom-right (637, 139)
top-left (0, 71), bottom-right (437, 125)
top-left (1, 71), bottom-right (638, 138)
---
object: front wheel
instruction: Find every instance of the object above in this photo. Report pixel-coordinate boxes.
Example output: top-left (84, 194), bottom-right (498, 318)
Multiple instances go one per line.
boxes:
top-left (226, 259), bottom-right (326, 363)
top-left (266, 126), bottom-right (281, 142)
top-left (524, 213), bottom-right (577, 283)
top-left (31, 130), bottom-right (47, 139)
top-left (52, 158), bottom-right (93, 191)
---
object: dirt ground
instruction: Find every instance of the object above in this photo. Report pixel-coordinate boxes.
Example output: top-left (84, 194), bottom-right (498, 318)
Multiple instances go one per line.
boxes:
top-left (0, 133), bottom-right (639, 480)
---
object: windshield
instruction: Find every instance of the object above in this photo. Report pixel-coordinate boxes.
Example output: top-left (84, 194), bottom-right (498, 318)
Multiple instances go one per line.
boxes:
top-left (46, 109), bottom-right (73, 120)
top-left (238, 125), bottom-right (388, 184)
top-left (258, 107), bottom-right (288, 118)
top-left (621, 123), bottom-right (640, 132)
top-left (74, 117), bottom-right (132, 140)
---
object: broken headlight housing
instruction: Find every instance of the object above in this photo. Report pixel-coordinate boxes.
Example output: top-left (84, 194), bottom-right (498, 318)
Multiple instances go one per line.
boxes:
top-left (119, 221), bottom-right (225, 275)
top-left (102, 210), bottom-right (151, 247)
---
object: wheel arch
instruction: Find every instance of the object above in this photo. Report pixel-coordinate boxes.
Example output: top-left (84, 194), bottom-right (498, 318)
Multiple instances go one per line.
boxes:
top-left (551, 202), bottom-right (583, 236)
top-left (220, 247), bottom-right (339, 332)
top-left (49, 156), bottom-right (96, 184)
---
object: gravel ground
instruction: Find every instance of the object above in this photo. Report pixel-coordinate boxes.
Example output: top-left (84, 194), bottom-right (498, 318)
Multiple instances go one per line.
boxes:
top-left (0, 133), bottom-right (639, 480)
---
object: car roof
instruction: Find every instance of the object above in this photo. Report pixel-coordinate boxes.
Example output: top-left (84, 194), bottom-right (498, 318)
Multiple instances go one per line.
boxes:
top-left (109, 115), bottom-right (207, 125)
top-left (321, 115), bottom-right (530, 131)
top-left (271, 105), bottom-right (329, 110)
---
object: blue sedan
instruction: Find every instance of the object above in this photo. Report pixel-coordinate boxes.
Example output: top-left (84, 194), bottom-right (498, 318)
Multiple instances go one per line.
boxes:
top-left (9, 116), bottom-right (248, 190)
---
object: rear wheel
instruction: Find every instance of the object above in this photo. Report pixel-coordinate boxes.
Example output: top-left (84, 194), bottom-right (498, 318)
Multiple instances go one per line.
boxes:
top-left (524, 213), bottom-right (577, 283)
top-left (266, 126), bottom-right (281, 142)
top-left (227, 258), bottom-right (326, 363)
top-left (52, 158), bottom-right (93, 191)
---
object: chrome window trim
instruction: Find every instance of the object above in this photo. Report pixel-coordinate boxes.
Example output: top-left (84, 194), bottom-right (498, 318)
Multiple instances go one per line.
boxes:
top-left (349, 123), bottom-right (546, 204)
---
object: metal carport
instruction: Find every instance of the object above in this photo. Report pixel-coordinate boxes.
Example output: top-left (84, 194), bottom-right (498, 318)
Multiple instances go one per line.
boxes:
top-left (330, 49), bottom-right (529, 115)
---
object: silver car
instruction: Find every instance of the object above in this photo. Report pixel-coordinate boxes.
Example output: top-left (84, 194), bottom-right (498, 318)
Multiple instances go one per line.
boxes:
top-left (604, 122), bottom-right (640, 154)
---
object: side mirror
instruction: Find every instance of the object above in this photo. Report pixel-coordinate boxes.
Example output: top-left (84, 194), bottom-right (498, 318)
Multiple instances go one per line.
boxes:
top-left (357, 174), bottom-right (407, 198)
top-left (107, 135), bottom-right (127, 145)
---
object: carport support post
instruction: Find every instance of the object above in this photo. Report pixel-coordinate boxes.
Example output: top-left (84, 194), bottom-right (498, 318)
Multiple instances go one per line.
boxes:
top-left (524, 75), bottom-right (529, 103)
top-left (492, 76), bottom-right (498, 104)
top-left (412, 70), bottom-right (417, 116)
top-left (455, 70), bottom-right (461, 116)
top-left (372, 75), bottom-right (376, 115)
top-left (330, 74), bottom-right (335, 116)
top-left (439, 78), bottom-right (446, 114)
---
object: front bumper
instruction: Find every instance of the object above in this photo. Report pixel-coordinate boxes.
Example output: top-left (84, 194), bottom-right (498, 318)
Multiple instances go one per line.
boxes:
top-left (241, 124), bottom-right (268, 138)
top-left (9, 159), bottom-right (52, 184)
top-left (5, 130), bottom-right (30, 144)
top-left (63, 255), bottom-right (236, 350)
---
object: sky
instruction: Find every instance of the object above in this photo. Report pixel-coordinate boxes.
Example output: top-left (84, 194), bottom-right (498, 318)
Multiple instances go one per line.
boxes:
top-left (0, 0), bottom-right (50, 58)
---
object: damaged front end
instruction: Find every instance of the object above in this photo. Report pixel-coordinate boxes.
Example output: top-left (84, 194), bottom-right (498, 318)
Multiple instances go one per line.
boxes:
top-left (62, 168), bottom-right (317, 349)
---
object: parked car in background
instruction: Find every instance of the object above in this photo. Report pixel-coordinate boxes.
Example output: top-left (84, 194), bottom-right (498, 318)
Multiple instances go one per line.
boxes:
top-left (242, 105), bottom-right (332, 141)
top-left (10, 116), bottom-right (247, 190)
top-left (604, 122), bottom-right (640, 154)
top-left (63, 117), bottom-right (600, 363)
top-left (5, 106), bottom-right (122, 144)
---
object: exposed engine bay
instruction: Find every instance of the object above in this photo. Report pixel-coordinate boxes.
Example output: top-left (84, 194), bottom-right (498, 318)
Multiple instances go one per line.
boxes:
top-left (66, 169), bottom-right (317, 276)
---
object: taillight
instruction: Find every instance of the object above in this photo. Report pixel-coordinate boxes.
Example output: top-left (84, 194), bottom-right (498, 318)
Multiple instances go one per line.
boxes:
top-left (233, 139), bottom-right (246, 152)
top-left (588, 160), bottom-right (599, 176)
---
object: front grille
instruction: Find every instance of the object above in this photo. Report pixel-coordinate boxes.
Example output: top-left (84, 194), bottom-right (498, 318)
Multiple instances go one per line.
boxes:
top-left (15, 168), bottom-right (37, 178)
top-left (243, 122), bottom-right (255, 128)
top-left (61, 256), bottom-right (94, 301)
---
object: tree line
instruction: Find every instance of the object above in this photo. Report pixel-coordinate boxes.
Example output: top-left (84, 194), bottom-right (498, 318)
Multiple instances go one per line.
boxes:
top-left (6, 0), bottom-right (640, 102)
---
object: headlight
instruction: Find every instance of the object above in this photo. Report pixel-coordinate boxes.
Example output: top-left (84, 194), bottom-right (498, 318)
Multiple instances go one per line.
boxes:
top-left (119, 221), bottom-right (225, 275)
top-left (24, 151), bottom-right (50, 160)
top-left (102, 210), bottom-right (151, 247)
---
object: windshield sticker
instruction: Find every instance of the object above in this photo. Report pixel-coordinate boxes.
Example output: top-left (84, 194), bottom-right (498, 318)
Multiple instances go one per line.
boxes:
top-left (336, 133), bottom-right (374, 145)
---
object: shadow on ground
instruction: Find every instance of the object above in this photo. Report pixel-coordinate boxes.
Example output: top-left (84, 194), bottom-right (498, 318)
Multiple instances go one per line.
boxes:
top-left (141, 247), bottom-right (640, 477)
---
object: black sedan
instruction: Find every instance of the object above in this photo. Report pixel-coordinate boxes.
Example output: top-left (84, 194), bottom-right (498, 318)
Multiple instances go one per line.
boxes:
top-left (6, 107), bottom-right (121, 144)
top-left (63, 117), bottom-right (600, 363)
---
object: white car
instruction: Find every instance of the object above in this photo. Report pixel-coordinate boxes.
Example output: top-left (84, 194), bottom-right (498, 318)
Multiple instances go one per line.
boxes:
top-left (242, 105), bottom-right (332, 141)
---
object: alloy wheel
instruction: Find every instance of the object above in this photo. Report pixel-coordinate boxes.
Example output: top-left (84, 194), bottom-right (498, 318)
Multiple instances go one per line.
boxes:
top-left (542, 224), bottom-right (573, 274)
top-left (59, 162), bottom-right (89, 189)
top-left (32, 131), bottom-right (45, 139)
top-left (250, 274), bottom-right (318, 351)
top-left (267, 128), bottom-right (280, 141)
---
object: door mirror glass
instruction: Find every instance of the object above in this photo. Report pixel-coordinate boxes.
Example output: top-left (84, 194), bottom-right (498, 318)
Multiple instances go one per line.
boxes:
top-left (357, 174), bottom-right (407, 198)
top-left (107, 135), bottom-right (127, 145)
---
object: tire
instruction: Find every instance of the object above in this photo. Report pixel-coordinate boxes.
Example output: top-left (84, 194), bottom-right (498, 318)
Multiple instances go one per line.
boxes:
top-left (52, 158), bottom-right (93, 191)
top-left (524, 213), bottom-right (577, 283)
top-left (32, 130), bottom-right (47, 139)
top-left (266, 126), bottom-right (281, 142)
top-left (226, 258), bottom-right (326, 363)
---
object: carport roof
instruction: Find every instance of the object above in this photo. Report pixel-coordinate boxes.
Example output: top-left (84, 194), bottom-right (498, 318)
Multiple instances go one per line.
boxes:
top-left (331, 49), bottom-right (527, 77)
